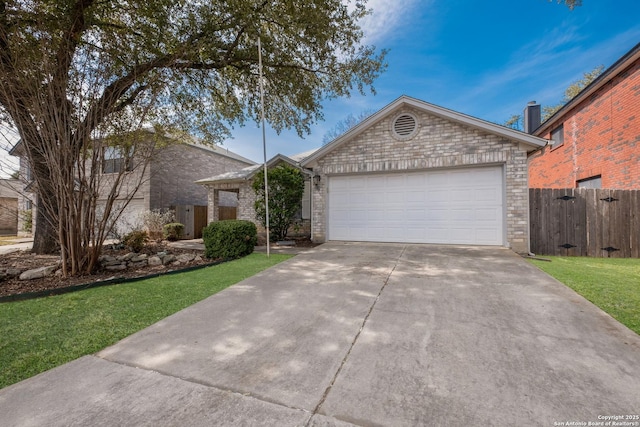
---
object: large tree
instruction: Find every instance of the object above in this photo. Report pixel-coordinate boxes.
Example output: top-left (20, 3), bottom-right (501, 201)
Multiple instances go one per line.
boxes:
top-left (0, 0), bottom-right (386, 275)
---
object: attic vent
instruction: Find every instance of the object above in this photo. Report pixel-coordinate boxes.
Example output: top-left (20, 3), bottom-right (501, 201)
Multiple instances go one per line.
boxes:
top-left (392, 113), bottom-right (418, 140)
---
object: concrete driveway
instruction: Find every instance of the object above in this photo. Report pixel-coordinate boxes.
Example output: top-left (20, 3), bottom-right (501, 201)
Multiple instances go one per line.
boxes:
top-left (1, 242), bottom-right (639, 426)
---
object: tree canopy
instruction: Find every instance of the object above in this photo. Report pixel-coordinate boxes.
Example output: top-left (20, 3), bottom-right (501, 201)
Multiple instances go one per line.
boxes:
top-left (0, 0), bottom-right (386, 273)
top-left (542, 65), bottom-right (604, 121)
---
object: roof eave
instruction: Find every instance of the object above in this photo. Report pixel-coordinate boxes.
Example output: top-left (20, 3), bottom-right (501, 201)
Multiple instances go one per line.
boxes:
top-left (534, 41), bottom-right (640, 137)
top-left (302, 95), bottom-right (547, 166)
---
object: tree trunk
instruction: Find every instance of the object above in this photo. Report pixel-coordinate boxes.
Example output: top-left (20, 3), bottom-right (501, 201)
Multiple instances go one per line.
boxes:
top-left (31, 192), bottom-right (59, 254)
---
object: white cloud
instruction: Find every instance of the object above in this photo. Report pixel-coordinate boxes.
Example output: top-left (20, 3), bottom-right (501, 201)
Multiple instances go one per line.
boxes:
top-left (352, 0), bottom-right (423, 45)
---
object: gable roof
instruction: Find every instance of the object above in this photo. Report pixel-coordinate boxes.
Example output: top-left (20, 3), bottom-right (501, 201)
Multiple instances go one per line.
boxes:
top-left (8, 132), bottom-right (256, 165)
top-left (534, 42), bottom-right (640, 137)
top-left (195, 148), bottom-right (319, 185)
top-left (302, 95), bottom-right (547, 167)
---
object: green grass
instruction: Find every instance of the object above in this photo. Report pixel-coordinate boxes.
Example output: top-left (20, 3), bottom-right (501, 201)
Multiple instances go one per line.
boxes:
top-left (529, 256), bottom-right (640, 335)
top-left (0, 253), bottom-right (292, 389)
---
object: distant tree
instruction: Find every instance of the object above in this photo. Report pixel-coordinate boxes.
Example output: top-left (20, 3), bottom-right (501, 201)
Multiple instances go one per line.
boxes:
top-left (322, 110), bottom-right (376, 145)
top-left (556, 0), bottom-right (583, 9)
top-left (253, 164), bottom-right (305, 242)
top-left (9, 170), bottom-right (18, 179)
top-left (503, 65), bottom-right (604, 129)
top-left (0, 0), bottom-right (386, 274)
top-left (542, 65), bottom-right (604, 120)
top-left (504, 114), bottom-right (523, 131)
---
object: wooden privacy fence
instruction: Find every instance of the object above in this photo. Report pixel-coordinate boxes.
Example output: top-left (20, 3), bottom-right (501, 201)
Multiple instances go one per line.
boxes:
top-left (529, 188), bottom-right (640, 257)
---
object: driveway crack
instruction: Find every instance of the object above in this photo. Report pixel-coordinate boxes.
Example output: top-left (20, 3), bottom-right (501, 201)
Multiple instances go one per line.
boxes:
top-left (306, 245), bottom-right (407, 425)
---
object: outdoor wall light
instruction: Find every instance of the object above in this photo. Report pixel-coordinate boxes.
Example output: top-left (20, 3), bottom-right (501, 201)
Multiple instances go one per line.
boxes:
top-left (313, 174), bottom-right (321, 187)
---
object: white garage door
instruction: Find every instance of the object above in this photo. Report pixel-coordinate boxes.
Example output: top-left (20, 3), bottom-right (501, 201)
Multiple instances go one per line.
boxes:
top-left (328, 166), bottom-right (504, 245)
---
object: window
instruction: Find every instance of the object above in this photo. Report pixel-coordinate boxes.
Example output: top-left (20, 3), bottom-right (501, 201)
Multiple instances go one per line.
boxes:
top-left (295, 180), bottom-right (311, 220)
top-left (103, 146), bottom-right (133, 174)
top-left (551, 124), bottom-right (564, 149)
top-left (577, 175), bottom-right (601, 189)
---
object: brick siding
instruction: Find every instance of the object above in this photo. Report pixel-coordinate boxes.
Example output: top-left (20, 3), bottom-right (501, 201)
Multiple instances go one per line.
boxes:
top-left (309, 107), bottom-right (532, 253)
top-left (150, 145), bottom-right (252, 210)
top-left (529, 58), bottom-right (640, 189)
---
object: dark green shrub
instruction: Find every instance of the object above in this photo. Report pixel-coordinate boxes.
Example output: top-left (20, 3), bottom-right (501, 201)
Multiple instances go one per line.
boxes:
top-left (253, 164), bottom-right (305, 241)
top-left (20, 209), bottom-right (32, 233)
top-left (203, 220), bottom-right (257, 259)
top-left (121, 230), bottom-right (149, 252)
top-left (163, 222), bottom-right (184, 241)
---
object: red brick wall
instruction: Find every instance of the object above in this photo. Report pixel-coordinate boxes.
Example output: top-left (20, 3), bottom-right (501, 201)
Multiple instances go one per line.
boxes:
top-left (529, 58), bottom-right (640, 189)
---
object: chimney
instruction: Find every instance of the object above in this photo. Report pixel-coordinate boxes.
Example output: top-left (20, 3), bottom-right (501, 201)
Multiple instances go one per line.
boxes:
top-left (523, 101), bottom-right (541, 134)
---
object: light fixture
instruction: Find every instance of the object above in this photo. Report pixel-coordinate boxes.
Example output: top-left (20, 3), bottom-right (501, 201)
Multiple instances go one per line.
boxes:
top-left (313, 174), bottom-right (321, 186)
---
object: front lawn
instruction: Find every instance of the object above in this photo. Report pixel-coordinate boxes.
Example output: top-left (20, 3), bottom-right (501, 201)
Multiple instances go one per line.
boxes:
top-left (0, 253), bottom-right (291, 389)
top-left (529, 256), bottom-right (640, 335)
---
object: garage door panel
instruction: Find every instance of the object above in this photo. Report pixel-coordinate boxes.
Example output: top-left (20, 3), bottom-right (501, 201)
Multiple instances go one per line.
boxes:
top-left (328, 167), bottom-right (504, 245)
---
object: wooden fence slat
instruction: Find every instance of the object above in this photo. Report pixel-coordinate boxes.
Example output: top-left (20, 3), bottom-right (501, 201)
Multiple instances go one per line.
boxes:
top-left (529, 188), bottom-right (639, 258)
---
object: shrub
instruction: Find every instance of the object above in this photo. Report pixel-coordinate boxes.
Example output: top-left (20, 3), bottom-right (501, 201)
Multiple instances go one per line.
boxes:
top-left (141, 209), bottom-right (175, 241)
top-left (253, 164), bottom-right (305, 241)
top-left (121, 230), bottom-right (149, 252)
top-left (203, 220), bottom-right (257, 260)
top-left (163, 223), bottom-right (184, 241)
top-left (20, 209), bottom-right (32, 233)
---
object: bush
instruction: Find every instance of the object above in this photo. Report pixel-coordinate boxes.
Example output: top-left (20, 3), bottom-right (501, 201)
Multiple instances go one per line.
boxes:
top-left (163, 223), bottom-right (184, 241)
top-left (121, 230), bottom-right (149, 252)
top-left (141, 209), bottom-right (175, 241)
top-left (203, 220), bottom-right (257, 260)
top-left (20, 209), bottom-right (32, 233)
top-left (253, 164), bottom-right (305, 241)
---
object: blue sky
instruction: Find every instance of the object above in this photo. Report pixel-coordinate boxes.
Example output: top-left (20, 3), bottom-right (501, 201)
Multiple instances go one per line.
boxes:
top-left (1, 0), bottom-right (639, 173)
top-left (224, 0), bottom-right (640, 163)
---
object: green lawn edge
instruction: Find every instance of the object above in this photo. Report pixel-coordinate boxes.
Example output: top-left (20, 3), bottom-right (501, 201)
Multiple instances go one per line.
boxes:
top-left (0, 253), bottom-right (292, 389)
top-left (528, 256), bottom-right (640, 335)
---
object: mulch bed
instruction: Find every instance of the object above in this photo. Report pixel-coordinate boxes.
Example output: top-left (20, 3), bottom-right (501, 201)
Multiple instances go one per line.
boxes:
top-left (0, 238), bottom-right (319, 300)
top-left (0, 242), bottom-right (212, 299)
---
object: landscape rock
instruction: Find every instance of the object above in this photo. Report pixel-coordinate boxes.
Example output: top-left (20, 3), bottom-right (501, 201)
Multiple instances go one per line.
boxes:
top-left (176, 253), bottom-right (195, 263)
top-left (162, 254), bottom-right (176, 265)
top-left (98, 255), bottom-right (116, 263)
top-left (194, 255), bottom-right (203, 262)
top-left (129, 260), bottom-right (148, 268)
top-left (148, 256), bottom-right (162, 266)
top-left (120, 252), bottom-right (136, 261)
top-left (105, 264), bottom-right (127, 271)
top-left (19, 265), bottom-right (58, 280)
top-left (130, 254), bottom-right (148, 263)
top-left (5, 268), bottom-right (23, 278)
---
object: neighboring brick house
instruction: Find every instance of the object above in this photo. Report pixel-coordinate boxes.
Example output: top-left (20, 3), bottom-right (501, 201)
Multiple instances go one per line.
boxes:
top-left (197, 150), bottom-right (316, 239)
top-left (9, 134), bottom-right (255, 239)
top-left (527, 42), bottom-right (640, 189)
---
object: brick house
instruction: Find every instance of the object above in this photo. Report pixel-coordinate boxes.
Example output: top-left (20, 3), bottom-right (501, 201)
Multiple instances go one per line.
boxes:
top-left (10, 134), bottom-right (255, 239)
top-left (0, 179), bottom-right (19, 235)
top-left (207, 96), bottom-right (547, 253)
top-left (527, 42), bottom-right (640, 189)
top-left (197, 150), bottom-right (315, 238)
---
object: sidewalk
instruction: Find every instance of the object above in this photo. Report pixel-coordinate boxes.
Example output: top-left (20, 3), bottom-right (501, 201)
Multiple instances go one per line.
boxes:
top-left (0, 238), bottom-right (33, 255)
